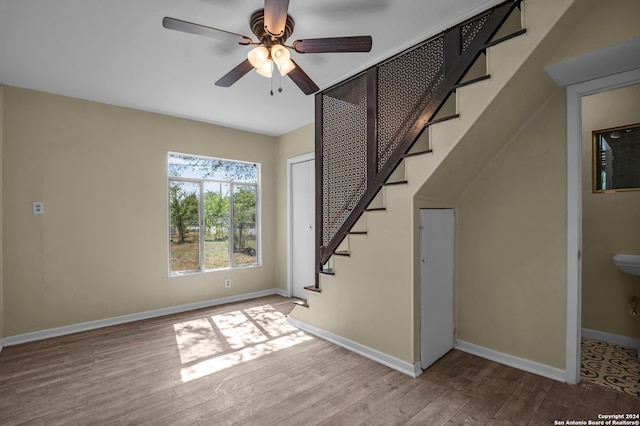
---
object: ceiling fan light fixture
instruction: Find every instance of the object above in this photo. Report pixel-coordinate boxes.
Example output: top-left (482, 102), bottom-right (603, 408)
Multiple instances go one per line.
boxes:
top-left (247, 46), bottom-right (269, 68)
top-left (276, 58), bottom-right (296, 76)
top-left (271, 44), bottom-right (290, 66)
top-left (256, 59), bottom-right (274, 78)
top-left (164, 2), bottom-right (372, 95)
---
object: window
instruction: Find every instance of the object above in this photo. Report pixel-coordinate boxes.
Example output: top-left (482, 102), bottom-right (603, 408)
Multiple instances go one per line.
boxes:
top-left (593, 123), bottom-right (640, 192)
top-left (168, 152), bottom-right (259, 274)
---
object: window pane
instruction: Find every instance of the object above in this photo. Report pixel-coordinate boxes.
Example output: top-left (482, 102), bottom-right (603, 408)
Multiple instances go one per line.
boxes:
top-left (170, 181), bottom-right (200, 272)
top-left (233, 185), bottom-right (257, 266)
top-left (204, 182), bottom-right (230, 270)
top-left (169, 153), bottom-right (258, 183)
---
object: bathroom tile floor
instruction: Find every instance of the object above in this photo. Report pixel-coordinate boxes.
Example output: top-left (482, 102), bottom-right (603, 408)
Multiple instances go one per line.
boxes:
top-left (581, 337), bottom-right (640, 397)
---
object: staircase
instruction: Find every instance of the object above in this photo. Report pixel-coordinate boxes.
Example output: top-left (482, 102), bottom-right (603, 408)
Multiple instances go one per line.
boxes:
top-left (289, 0), bottom-right (575, 365)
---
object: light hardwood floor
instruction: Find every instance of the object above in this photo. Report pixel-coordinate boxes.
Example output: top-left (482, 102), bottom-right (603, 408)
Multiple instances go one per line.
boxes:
top-left (0, 295), bottom-right (638, 425)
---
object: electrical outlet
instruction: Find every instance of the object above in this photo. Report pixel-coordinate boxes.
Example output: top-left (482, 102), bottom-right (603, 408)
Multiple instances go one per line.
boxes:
top-left (32, 201), bottom-right (44, 215)
top-left (225, 278), bottom-right (231, 288)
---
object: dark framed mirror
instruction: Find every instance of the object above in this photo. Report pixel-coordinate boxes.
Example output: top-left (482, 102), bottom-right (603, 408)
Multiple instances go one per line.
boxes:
top-left (592, 122), bottom-right (640, 192)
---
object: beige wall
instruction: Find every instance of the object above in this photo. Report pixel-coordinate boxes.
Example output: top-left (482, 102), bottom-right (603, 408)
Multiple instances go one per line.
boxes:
top-left (457, 89), bottom-right (568, 369)
top-left (581, 84), bottom-right (640, 338)
top-left (274, 124), bottom-right (314, 292)
top-left (293, 185), bottom-right (417, 362)
top-left (0, 85), bottom-right (4, 340)
top-left (545, 0), bottom-right (640, 69)
top-left (2, 87), bottom-right (277, 337)
top-left (452, 0), bottom-right (640, 371)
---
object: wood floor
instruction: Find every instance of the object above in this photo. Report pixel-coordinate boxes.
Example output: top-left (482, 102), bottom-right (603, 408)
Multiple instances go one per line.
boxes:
top-left (0, 295), bottom-right (638, 425)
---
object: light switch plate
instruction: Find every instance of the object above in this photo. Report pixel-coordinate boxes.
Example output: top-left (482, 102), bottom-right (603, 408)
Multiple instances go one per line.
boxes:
top-left (32, 201), bottom-right (44, 215)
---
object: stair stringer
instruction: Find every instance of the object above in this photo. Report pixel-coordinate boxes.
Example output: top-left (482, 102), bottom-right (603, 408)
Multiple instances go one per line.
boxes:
top-left (290, 0), bottom-right (575, 372)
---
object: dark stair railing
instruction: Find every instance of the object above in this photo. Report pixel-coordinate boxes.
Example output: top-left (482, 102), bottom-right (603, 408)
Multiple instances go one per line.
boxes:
top-left (314, 0), bottom-right (524, 286)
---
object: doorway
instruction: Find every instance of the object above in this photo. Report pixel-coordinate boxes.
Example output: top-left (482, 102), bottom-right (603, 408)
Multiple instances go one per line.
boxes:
top-left (288, 153), bottom-right (315, 299)
top-left (565, 68), bottom-right (640, 384)
top-left (544, 36), bottom-right (640, 383)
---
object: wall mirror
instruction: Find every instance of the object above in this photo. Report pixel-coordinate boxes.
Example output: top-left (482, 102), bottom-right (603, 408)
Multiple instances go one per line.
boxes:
top-left (593, 122), bottom-right (640, 192)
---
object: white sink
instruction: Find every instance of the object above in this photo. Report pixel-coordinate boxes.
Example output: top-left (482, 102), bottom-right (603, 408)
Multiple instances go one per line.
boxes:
top-left (613, 254), bottom-right (640, 277)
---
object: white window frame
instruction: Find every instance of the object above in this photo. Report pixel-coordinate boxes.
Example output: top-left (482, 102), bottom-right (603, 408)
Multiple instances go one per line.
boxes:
top-left (167, 152), bottom-right (261, 276)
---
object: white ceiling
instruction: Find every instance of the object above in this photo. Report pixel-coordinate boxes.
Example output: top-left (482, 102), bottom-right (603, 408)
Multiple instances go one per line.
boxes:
top-left (0, 0), bottom-right (503, 136)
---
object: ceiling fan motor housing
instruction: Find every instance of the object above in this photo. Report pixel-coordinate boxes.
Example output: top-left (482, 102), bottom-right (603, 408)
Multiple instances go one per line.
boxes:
top-left (250, 9), bottom-right (295, 45)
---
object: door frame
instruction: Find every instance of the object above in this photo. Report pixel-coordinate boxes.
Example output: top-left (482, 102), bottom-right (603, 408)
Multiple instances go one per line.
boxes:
top-left (544, 36), bottom-right (640, 384)
top-left (565, 67), bottom-right (640, 384)
top-left (287, 152), bottom-right (315, 298)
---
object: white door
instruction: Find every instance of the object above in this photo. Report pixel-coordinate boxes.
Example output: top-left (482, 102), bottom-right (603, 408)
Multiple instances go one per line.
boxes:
top-left (291, 159), bottom-right (315, 299)
top-left (420, 209), bottom-right (455, 369)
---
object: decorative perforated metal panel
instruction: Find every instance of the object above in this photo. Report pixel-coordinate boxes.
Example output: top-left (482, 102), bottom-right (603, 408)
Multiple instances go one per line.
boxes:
top-left (377, 37), bottom-right (445, 171)
top-left (461, 13), bottom-right (490, 53)
top-left (321, 73), bottom-right (368, 247)
top-left (316, 0), bottom-right (523, 270)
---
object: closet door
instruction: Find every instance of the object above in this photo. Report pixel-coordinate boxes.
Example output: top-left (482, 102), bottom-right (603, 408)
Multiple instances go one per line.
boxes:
top-left (420, 209), bottom-right (455, 369)
top-left (291, 159), bottom-right (315, 299)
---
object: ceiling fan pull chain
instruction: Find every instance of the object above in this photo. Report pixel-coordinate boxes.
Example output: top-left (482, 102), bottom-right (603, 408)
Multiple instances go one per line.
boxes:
top-left (278, 71), bottom-right (283, 93)
top-left (270, 71), bottom-right (274, 96)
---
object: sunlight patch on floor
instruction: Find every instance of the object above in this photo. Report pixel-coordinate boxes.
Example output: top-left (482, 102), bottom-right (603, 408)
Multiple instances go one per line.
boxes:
top-left (244, 304), bottom-right (299, 337)
top-left (173, 304), bottom-right (313, 382)
top-left (173, 318), bottom-right (228, 364)
top-left (212, 310), bottom-right (269, 350)
top-left (180, 331), bottom-right (313, 382)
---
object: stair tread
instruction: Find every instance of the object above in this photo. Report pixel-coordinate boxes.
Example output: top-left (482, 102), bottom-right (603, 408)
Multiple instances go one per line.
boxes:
top-left (304, 285), bottom-right (321, 293)
top-left (485, 29), bottom-right (526, 49)
top-left (454, 75), bottom-right (491, 89)
top-left (383, 180), bottom-right (408, 186)
top-left (333, 250), bottom-right (350, 257)
top-left (426, 114), bottom-right (460, 127)
top-left (347, 231), bottom-right (367, 235)
top-left (404, 149), bottom-right (433, 158)
top-left (292, 299), bottom-right (308, 307)
top-left (318, 268), bottom-right (335, 275)
top-left (365, 207), bottom-right (386, 212)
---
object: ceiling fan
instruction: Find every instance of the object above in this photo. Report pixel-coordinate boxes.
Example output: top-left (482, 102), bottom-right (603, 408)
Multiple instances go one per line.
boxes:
top-left (162, 0), bottom-right (373, 95)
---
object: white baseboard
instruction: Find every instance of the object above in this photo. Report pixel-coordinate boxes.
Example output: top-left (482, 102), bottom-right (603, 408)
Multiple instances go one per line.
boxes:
top-left (286, 316), bottom-right (422, 378)
top-left (275, 288), bottom-right (288, 298)
top-left (1, 288), bottom-right (286, 348)
top-left (455, 340), bottom-right (566, 383)
top-left (582, 328), bottom-right (640, 353)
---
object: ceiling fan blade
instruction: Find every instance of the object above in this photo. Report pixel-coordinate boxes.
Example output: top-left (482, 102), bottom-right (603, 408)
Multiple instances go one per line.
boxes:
top-left (287, 60), bottom-right (319, 95)
top-left (293, 36), bottom-right (372, 54)
top-left (163, 17), bottom-right (252, 45)
top-left (264, 0), bottom-right (290, 37)
top-left (215, 59), bottom-right (254, 87)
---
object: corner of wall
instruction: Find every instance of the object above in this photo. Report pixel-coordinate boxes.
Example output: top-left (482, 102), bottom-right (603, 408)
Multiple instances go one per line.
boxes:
top-left (0, 84), bottom-right (4, 342)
